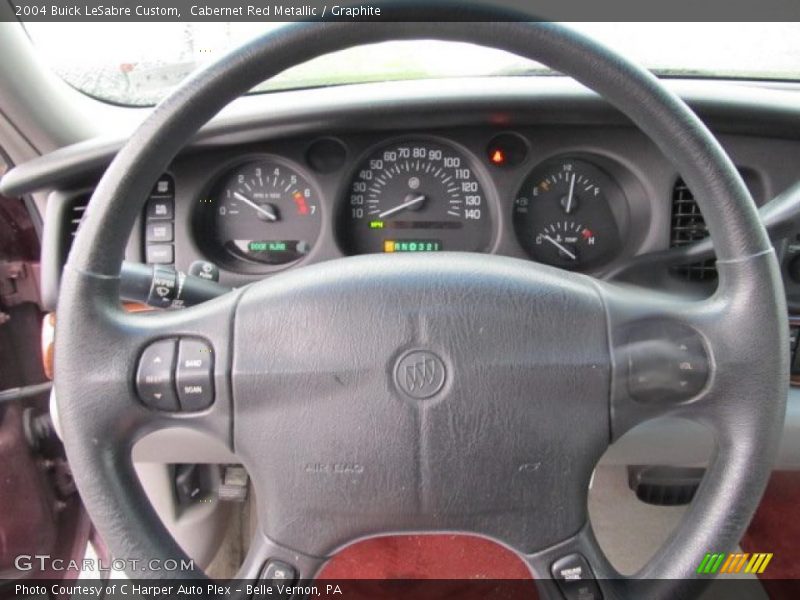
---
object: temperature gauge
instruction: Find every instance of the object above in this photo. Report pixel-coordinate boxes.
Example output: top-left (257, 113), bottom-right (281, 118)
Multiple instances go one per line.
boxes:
top-left (535, 221), bottom-right (598, 264)
top-left (513, 158), bottom-right (624, 270)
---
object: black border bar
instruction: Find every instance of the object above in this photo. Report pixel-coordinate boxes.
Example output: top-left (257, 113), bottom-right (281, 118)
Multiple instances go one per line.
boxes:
top-left (6, 0), bottom-right (800, 22)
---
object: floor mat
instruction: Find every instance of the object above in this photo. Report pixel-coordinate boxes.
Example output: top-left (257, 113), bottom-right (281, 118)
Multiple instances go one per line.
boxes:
top-left (316, 534), bottom-right (538, 600)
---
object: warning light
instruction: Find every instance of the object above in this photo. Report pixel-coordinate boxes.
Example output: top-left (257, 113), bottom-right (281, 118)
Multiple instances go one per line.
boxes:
top-left (581, 228), bottom-right (594, 240)
top-left (490, 149), bottom-right (506, 165)
top-left (486, 133), bottom-right (528, 168)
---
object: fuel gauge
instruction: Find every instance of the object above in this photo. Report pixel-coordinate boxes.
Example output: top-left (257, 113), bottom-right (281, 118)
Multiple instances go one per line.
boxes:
top-left (513, 157), bottom-right (624, 270)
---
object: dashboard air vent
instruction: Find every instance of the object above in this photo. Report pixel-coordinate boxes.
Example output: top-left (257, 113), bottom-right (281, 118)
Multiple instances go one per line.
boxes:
top-left (67, 196), bottom-right (89, 239)
top-left (58, 193), bottom-right (92, 266)
top-left (670, 178), bottom-right (717, 282)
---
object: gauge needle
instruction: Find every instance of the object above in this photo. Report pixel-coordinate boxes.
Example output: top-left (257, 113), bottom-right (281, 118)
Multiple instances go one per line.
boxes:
top-left (564, 173), bottom-right (576, 214)
top-left (542, 235), bottom-right (577, 260)
top-left (233, 191), bottom-right (277, 221)
top-left (378, 194), bottom-right (426, 219)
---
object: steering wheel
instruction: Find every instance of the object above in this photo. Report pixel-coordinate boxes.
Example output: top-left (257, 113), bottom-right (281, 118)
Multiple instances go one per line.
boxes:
top-left (55, 18), bottom-right (787, 600)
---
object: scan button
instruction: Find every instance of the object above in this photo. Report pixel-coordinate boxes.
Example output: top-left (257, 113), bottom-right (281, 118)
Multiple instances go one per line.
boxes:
top-left (176, 338), bottom-right (214, 411)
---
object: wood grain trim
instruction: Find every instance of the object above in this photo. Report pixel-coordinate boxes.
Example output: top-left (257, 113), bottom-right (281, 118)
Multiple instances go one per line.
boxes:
top-left (41, 312), bottom-right (56, 380)
top-left (40, 303), bottom-right (153, 380)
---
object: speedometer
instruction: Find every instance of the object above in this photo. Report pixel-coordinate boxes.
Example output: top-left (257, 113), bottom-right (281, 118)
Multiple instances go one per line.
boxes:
top-left (338, 139), bottom-right (492, 255)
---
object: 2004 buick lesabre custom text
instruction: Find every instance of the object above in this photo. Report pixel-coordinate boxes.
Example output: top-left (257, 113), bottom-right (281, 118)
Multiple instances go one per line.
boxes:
top-left (17, 4), bottom-right (181, 17)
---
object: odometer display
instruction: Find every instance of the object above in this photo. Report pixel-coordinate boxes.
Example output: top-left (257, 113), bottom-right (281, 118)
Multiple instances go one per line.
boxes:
top-left (383, 239), bottom-right (443, 253)
top-left (339, 140), bottom-right (492, 255)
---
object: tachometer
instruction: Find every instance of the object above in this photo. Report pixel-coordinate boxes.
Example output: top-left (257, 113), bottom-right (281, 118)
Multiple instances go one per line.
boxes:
top-left (338, 140), bottom-right (492, 255)
top-left (200, 159), bottom-right (320, 271)
top-left (513, 158), bottom-right (625, 270)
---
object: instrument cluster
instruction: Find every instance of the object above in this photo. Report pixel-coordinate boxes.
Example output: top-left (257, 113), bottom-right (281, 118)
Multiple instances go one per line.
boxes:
top-left (190, 130), bottom-right (641, 279)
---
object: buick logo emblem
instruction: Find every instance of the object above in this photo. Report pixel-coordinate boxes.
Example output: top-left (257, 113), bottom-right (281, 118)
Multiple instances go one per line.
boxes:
top-left (394, 350), bottom-right (446, 399)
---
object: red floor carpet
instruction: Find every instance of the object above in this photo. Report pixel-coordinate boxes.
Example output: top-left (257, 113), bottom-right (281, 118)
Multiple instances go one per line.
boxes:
top-left (740, 471), bottom-right (800, 598)
top-left (316, 534), bottom-right (538, 599)
top-left (313, 472), bottom-right (800, 598)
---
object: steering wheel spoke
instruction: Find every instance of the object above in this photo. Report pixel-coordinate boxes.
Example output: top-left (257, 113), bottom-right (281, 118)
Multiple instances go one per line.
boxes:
top-left (526, 522), bottom-right (719, 600)
top-left (53, 269), bottom-right (241, 577)
top-left (233, 531), bottom-right (327, 587)
top-left (600, 281), bottom-right (720, 438)
top-left (58, 269), bottom-right (240, 448)
top-left (599, 251), bottom-right (788, 440)
top-left (522, 524), bottom-right (620, 600)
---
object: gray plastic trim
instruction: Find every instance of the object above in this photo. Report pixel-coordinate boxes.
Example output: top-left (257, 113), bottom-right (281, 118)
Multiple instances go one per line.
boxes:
top-left (4, 77), bottom-right (800, 197)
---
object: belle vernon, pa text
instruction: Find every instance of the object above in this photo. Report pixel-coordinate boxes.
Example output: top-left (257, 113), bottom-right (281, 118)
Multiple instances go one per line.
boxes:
top-left (18, 583), bottom-right (343, 598)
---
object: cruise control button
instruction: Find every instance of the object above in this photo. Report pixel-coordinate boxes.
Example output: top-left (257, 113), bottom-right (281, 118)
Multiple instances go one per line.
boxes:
top-left (136, 339), bottom-right (178, 411)
top-left (256, 560), bottom-right (297, 599)
top-left (551, 553), bottom-right (603, 600)
top-left (260, 560), bottom-right (296, 583)
top-left (176, 339), bottom-right (214, 411)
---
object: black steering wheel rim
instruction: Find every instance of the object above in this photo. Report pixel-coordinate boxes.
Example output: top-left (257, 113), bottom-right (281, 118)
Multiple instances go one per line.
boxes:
top-left (55, 17), bottom-right (787, 599)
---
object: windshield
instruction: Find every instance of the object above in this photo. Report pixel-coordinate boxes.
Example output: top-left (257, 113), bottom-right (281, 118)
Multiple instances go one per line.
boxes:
top-left (23, 22), bottom-right (800, 106)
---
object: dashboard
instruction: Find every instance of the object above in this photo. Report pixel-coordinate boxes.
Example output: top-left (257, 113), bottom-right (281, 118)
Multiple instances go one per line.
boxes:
top-left (3, 78), bottom-right (800, 302)
top-left (177, 128), bottom-right (648, 283)
top-left (130, 122), bottom-right (792, 299)
top-left (125, 124), bottom-right (678, 292)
